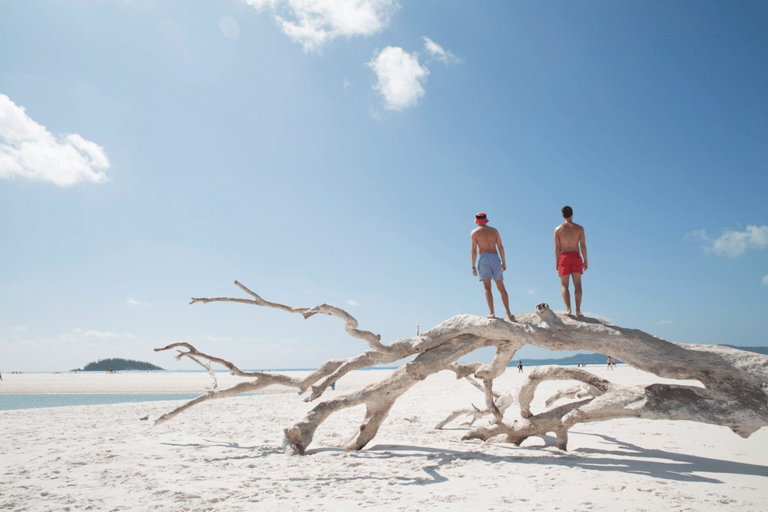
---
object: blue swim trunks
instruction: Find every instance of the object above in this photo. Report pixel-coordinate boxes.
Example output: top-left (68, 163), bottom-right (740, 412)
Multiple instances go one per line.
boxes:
top-left (477, 253), bottom-right (503, 281)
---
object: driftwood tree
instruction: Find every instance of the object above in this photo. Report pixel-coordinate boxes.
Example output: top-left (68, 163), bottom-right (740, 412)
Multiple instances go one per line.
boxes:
top-left (155, 281), bottom-right (768, 455)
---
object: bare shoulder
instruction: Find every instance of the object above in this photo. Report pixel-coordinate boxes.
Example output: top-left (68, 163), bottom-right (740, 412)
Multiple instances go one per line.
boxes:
top-left (473, 225), bottom-right (497, 235)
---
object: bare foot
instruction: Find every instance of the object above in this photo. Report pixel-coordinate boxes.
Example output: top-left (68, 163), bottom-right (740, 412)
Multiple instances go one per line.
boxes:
top-left (575, 311), bottom-right (583, 318)
top-left (564, 310), bottom-right (572, 316)
top-left (506, 314), bottom-right (515, 321)
top-left (486, 313), bottom-right (496, 318)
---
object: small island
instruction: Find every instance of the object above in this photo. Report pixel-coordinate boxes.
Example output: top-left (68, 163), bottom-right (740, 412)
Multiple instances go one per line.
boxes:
top-left (74, 358), bottom-right (164, 372)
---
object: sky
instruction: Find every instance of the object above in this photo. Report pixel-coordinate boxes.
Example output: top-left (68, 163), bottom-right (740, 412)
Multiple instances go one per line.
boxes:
top-left (1, 0), bottom-right (767, 372)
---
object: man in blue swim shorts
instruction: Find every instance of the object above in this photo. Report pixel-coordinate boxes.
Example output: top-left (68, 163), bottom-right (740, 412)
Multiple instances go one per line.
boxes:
top-left (471, 212), bottom-right (514, 320)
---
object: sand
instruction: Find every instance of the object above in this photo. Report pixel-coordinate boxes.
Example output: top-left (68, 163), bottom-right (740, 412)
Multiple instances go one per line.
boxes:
top-left (2, 366), bottom-right (767, 511)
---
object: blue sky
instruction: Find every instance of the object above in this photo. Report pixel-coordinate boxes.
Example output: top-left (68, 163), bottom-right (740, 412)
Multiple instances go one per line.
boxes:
top-left (1, 0), bottom-right (766, 372)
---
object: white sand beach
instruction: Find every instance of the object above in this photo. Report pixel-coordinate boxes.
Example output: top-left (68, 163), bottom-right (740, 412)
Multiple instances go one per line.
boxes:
top-left (2, 366), bottom-right (767, 511)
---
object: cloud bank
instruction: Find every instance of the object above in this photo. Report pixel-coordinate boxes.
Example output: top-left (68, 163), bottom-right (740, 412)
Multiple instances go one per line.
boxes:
top-left (242, 0), bottom-right (399, 53)
top-left (688, 225), bottom-right (768, 257)
top-left (0, 94), bottom-right (109, 186)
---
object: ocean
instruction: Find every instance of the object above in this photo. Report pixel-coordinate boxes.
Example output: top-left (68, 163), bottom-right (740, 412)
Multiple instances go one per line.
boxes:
top-left (0, 361), bottom-right (609, 411)
top-left (0, 393), bottom-right (202, 411)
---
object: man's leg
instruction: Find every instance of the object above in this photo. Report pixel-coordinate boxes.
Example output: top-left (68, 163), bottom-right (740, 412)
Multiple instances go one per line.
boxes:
top-left (560, 274), bottom-right (572, 315)
top-left (482, 279), bottom-right (495, 317)
top-left (572, 272), bottom-right (583, 316)
top-left (495, 280), bottom-right (514, 320)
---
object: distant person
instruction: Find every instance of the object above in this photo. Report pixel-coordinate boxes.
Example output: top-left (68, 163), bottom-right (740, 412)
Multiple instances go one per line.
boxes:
top-left (554, 205), bottom-right (588, 317)
top-left (471, 212), bottom-right (514, 320)
top-left (517, 360), bottom-right (523, 373)
top-left (607, 357), bottom-right (613, 370)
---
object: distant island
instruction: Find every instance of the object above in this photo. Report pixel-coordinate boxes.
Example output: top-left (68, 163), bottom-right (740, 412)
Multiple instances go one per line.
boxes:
top-left (511, 346), bottom-right (768, 367)
top-left (510, 352), bottom-right (619, 367)
top-left (724, 345), bottom-right (768, 356)
top-left (74, 358), bottom-right (164, 372)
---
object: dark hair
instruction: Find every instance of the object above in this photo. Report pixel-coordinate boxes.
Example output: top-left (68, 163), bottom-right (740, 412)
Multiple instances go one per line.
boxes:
top-left (562, 206), bottom-right (573, 218)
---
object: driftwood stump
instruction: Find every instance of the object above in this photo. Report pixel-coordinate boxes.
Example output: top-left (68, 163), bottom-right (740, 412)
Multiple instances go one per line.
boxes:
top-left (155, 281), bottom-right (768, 455)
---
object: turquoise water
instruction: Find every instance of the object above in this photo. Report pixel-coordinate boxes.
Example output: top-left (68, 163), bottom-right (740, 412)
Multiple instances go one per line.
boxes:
top-left (0, 393), bottom-right (201, 411)
top-left (1, 363), bottom-right (588, 411)
top-left (0, 368), bottom-right (398, 411)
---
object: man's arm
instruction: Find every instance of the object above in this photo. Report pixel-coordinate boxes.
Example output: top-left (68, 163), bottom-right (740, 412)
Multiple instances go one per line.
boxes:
top-left (554, 228), bottom-right (561, 270)
top-left (471, 233), bottom-right (478, 275)
top-left (580, 228), bottom-right (588, 271)
top-left (496, 231), bottom-right (507, 271)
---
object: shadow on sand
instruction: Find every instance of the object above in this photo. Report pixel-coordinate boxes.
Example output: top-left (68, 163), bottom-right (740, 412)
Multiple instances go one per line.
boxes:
top-left (159, 431), bottom-right (767, 486)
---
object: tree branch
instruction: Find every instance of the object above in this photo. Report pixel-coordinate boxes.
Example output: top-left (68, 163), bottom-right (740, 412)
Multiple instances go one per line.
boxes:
top-left (155, 283), bottom-right (768, 455)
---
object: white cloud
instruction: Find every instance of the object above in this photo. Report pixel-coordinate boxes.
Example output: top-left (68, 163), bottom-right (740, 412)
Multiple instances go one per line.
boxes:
top-left (126, 298), bottom-right (150, 307)
top-left (70, 327), bottom-right (135, 341)
top-left (656, 320), bottom-right (673, 326)
top-left (684, 229), bottom-right (708, 242)
top-left (203, 334), bottom-right (236, 343)
top-left (368, 46), bottom-right (428, 111)
top-left (582, 312), bottom-right (612, 322)
top-left (0, 93), bottom-right (110, 186)
top-left (345, 299), bottom-right (360, 306)
top-left (423, 37), bottom-right (459, 64)
top-left (712, 225), bottom-right (768, 257)
top-left (762, 275), bottom-right (768, 286)
top-left (526, 289), bottom-right (538, 295)
top-left (242, 0), bottom-right (399, 53)
top-left (689, 225), bottom-right (768, 257)
top-left (82, 329), bottom-right (137, 341)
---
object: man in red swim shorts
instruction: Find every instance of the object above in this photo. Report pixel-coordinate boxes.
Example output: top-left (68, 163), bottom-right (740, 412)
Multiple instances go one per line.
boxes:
top-left (554, 206), bottom-right (588, 317)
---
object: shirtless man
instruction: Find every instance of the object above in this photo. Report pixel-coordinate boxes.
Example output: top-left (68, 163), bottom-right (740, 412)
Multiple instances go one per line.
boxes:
top-left (471, 212), bottom-right (513, 320)
top-left (554, 205), bottom-right (588, 317)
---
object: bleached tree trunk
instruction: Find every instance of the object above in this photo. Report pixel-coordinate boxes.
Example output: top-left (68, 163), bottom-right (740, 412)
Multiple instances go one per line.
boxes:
top-left (155, 282), bottom-right (768, 455)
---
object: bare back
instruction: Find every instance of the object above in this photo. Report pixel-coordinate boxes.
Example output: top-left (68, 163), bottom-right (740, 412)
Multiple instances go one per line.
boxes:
top-left (471, 226), bottom-right (501, 255)
top-left (554, 221), bottom-right (585, 254)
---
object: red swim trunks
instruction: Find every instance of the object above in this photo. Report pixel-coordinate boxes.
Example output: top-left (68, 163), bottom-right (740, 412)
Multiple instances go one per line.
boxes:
top-left (557, 251), bottom-right (583, 276)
